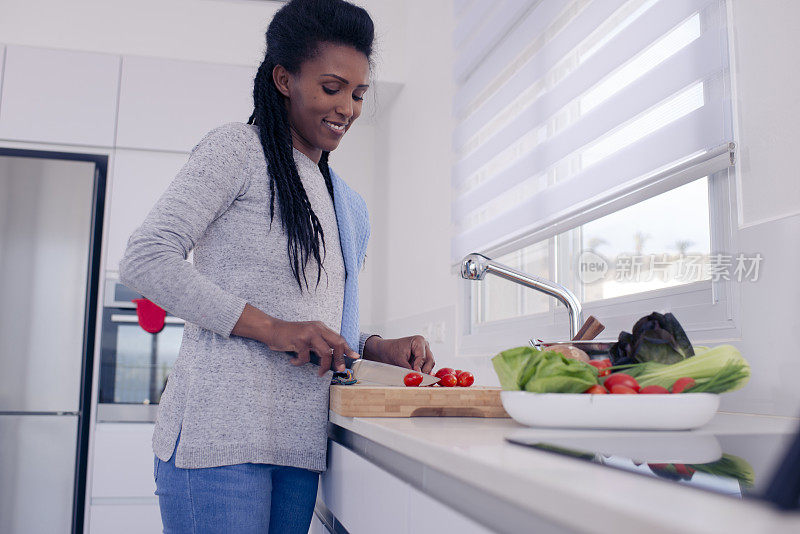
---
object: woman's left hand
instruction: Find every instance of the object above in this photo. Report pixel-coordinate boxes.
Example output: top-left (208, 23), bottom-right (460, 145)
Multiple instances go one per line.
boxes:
top-left (363, 335), bottom-right (435, 374)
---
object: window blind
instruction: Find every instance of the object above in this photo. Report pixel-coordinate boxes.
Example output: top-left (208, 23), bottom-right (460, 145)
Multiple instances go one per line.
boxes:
top-left (451, 0), bottom-right (733, 263)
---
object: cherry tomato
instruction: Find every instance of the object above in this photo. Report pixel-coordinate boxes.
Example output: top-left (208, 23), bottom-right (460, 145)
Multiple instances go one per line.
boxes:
top-left (604, 373), bottom-right (640, 392)
top-left (454, 369), bottom-right (463, 376)
top-left (639, 385), bottom-right (670, 394)
top-left (671, 377), bottom-right (696, 393)
top-left (588, 359), bottom-right (612, 377)
top-left (438, 374), bottom-right (458, 387)
top-left (610, 384), bottom-right (638, 394)
top-left (674, 464), bottom-right (696, 477)
top-left (584, 385), bottom-right (608, 394)
top-left (457, 372), bottom-right (474, 387)
top-left (435, 368), bottom-right (455, 379)
top-left (404, 372), bottom-right (423, 387)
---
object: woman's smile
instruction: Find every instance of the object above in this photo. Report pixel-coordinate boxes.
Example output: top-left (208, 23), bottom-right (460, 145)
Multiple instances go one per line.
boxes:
top-left (323, 119), bottom-right (347, 136)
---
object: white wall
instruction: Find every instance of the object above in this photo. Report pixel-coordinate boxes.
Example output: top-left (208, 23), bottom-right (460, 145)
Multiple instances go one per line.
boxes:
top-left (0, 0), bottom-right (406, 83)
top-left (717, 0), bottom-right (800, 417)
top-left (363, 0), bottom-right (800, 417)
top-left (366, 0), bottom-right (458, 361)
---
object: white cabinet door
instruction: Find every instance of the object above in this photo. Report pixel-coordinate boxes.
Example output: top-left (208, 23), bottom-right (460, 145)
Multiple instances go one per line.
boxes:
top-left (91, 423), bottom-right (157, 498)
top-left (89, 504), bottom-right (162, 534)
top-left (116, 55), bottom-right (255, 152)
top-left (408, 485), bottom-right (495, 534)
top-left (106, 149), bottom-right (189, 272)
top-left (0, 45), bottom-right (120, 147)
top-left (321, 442), bottom-right (410, 534)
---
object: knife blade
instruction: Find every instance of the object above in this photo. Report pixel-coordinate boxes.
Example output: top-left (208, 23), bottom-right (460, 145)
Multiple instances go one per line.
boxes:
top-left (351, 359), bottom-right (439, 387)
top-left (305, 352), bottom-right (439, 386)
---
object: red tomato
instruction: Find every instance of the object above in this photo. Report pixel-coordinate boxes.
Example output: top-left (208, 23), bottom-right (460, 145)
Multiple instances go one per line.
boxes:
top-left (404, 372), bottom-right (423, 387)
top-left (639, 385), bottom-right (670, 394)
top-left (610, 384), bottom-right (638, 394)
top-left (584, 385), bottom-right (608, 394)
top-left (438, 374), bottom-right (458, 387)
top-left (604, 373), bottom-right (640, 392)
top-left (671, 377), bottom-right (696, 393)
top-left (457, 372), bottom-right (474, 387)
top-left (674, 464), bottom-right (696, 476)
top-left (435, 368), bottom-right (455, 379)
top-left (588, 359), bottom-right (612, 377)
top-left (454, 369), bottom-right (463, 376)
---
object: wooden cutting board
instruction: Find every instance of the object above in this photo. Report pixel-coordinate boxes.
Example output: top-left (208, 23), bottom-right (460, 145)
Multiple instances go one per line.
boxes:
top-left (330, 384), bottom-right (509, 418)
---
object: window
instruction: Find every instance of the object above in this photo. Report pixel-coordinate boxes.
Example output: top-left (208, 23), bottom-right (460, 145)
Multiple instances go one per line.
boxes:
top-left (452, 0), bottom-right (736, 346)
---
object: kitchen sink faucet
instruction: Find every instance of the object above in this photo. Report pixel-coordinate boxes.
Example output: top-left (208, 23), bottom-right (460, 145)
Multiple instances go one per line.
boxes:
top-left (460, 253), bottom-right (583, 339)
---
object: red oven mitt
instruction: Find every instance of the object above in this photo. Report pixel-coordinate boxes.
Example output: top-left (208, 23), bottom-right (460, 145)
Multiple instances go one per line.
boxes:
top-left (132, 298), bottom-right (166, 334)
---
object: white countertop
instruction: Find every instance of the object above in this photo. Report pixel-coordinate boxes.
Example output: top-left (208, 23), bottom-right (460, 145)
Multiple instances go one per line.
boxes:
top-left (328, 411), bottom-right (800, 534)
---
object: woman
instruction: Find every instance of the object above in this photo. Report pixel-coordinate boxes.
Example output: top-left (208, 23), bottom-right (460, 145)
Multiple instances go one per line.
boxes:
top-left (119, 0), bottom-right (435, 531)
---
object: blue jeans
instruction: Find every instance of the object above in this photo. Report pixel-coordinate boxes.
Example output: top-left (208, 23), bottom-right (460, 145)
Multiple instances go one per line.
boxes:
top-left (154, 433), bottom-right (319, 533)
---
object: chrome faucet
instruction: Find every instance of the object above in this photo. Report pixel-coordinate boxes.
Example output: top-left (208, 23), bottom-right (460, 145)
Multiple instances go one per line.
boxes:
top-left (460, 253), bottom-right (583, 339)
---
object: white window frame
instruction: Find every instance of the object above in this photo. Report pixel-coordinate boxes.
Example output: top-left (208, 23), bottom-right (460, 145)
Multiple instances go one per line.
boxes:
top-left (457, 163), bottom-right (740, 356)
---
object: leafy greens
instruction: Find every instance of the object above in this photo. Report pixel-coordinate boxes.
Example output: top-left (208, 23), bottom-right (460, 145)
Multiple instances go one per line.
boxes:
top-left (492, 347), bottom-right (598, 393)
top-left (609, 312), bottom-right (694, 366)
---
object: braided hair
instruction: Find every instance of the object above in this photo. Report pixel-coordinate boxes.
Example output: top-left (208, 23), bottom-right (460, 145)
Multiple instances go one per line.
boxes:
top-left (247, 0), bottom-right (374, 290)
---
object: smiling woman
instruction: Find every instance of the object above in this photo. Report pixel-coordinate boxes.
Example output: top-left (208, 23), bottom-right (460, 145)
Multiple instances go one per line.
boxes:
top-left (274, 49), bottom-right (370, 153)
top-left (117, 1), bottom-right (435, 533)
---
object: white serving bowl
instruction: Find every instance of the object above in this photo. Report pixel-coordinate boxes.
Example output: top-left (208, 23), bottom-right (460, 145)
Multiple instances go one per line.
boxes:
top-left (501, 391), bottom-right (720, 430)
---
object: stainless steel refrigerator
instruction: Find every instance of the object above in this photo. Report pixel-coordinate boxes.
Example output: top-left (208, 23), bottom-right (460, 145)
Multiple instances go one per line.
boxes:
top-left (0, 150), bottom-right (105, 533)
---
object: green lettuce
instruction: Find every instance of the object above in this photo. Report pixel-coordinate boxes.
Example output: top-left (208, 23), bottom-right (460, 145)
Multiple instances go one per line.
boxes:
top-left (492, 347), bottom-right (599, 393)
top-left (491, 346), bottom-right (535, 390)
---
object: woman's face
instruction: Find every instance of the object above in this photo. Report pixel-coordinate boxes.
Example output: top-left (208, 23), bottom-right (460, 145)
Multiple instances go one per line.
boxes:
top-left (273, 43), bottom-right (370, 164)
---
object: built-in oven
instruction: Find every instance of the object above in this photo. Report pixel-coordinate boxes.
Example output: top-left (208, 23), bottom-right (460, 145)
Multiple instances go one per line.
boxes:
top-left (97, 278), bottom-right (184, 421)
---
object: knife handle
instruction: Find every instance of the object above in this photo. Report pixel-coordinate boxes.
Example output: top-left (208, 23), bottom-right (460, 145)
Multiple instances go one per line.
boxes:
top-left (306, 351), bottom-right (360, 370)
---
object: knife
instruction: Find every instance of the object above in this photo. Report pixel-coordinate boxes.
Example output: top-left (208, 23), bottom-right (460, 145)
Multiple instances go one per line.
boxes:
top-left (350, 358), bottom-right (440, 387)
top-left (307, 352), bottom-right (439, 386)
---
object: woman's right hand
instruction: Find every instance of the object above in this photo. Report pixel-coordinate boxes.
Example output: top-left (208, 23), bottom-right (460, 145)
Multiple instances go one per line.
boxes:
top-left (232, 303), bottom-right (359, 376)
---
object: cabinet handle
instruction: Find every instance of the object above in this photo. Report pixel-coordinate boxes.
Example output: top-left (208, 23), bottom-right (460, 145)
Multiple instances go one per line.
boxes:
top-left (110, 314), bottom-right (185, 325)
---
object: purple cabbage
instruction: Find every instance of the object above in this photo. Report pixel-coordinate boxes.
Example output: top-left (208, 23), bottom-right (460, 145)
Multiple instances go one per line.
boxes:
top-left (609, 312), bottom-right (695, 366)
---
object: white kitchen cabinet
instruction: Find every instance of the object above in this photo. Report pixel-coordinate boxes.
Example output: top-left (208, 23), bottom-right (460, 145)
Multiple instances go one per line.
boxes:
top-left (106, 149), bottom-right (190, 272)
top-left (91, 423), bottom-right (157, 498)
top-left (320, 442), bottom-right (490, 534)
top-left (89, 504), bottom-right (162, 534)
top-left (407, 485), bottom-right (494, 533)
top-left (0, 45), bottom-right (120, 147)
top-left (321, 442), bottom-right (410, 534)
top-left (88, 423), bottom-right (162, 533)
top-left (116, 55), bottom-right (255, 152)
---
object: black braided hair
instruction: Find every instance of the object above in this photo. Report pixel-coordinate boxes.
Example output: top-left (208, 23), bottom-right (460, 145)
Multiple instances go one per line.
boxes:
top-left (247, 0), bottom-right (374, 290)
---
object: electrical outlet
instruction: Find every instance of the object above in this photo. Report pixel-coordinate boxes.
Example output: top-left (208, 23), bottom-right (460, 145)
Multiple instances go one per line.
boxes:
top-left (433, 322), bottom-right (446, 343)
top-left (421, 323), bottom-right (432, 339)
